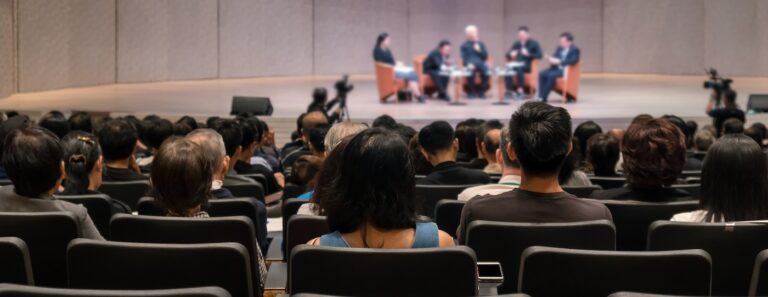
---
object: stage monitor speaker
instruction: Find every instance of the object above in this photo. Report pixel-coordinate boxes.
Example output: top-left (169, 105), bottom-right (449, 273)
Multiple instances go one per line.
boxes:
top-left (747, 94), bottom-right (768, 113)
top-left (231, 96), bottom-right (273, 116)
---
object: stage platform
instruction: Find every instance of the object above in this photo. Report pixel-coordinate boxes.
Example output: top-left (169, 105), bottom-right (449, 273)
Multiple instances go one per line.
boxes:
top-left (2, 74), bottom-right (767, 145)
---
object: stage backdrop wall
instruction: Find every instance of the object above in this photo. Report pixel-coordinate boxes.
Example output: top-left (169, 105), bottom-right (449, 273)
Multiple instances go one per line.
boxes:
top-left (3, 0), bottom-right (768, 96)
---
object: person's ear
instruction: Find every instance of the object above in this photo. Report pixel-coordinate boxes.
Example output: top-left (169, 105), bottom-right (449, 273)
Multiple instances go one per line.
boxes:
top-left (495, 148), bottom-right (502, 164)
top-left (567, 140), bottom-right (573, 155)
top-left (58, 160), bottom-right (66, 183)
top-left (95, 156), bottom-right (103, 174)
top-left (506, 142), bottom-right (518, 161)
top-left (222, 155), bottom-right (230, 172)
top-left (235, 145), bottom-right (243, 157)
top-left (452, 138), bottom-right (459, 151)
top-left (420, 148), bottom-right (431, 162)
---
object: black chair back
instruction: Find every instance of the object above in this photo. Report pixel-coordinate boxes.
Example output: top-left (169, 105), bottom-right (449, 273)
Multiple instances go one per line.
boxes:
top-left (282, 183), bottom-right (306, 200)
top-left (466, 220), bottom-right (616, 294)
top-left (648, 221), bottom-right (768, 296)
top-left (0, 283), bottom-right (232, 297)
top-left (286, 215), bottom-right (329, 262)
top-left (519, 246), bottom-right (712, 297)
top-left (0, 212), bottom-right (79, 287)
top-left (226, 183), bottom-right (265, 202)
top-left (241, 173), bottom-right (270, 192)
top-left (415, 184), bottom-right (476, 218)
top-left (98, 180), bottom-right (150, 210)
top-left (680, 170), bottom-right (702, 178)
top-left (109, 214), bottom-right (261, 297)
top-left (289, 245), bottom-right (478, 296)
top-left (56, 194), bottom-right (114, 238)
top-left (67, 239), bottom-right (253, 297)
top-left (589, 176), bottom-right (626, 189)
top-left (0, 237), bottom-right (33, 285)
top-left (562, 185), bottom-right (603, 198)
top-left (281, 198), bottom-right (309, 253)
top-left (750, 249), bottom-right (768, 296)
top-left (137, 197), bottom-right (263, 230)
top-left (0, 179), bottom-right (12, 186)
top-left (670, 183), bottom-right (701, 199)
top-left (434, 199), bottom-right (466, 238)
top-left (599, 200), bottom-right (699, 250)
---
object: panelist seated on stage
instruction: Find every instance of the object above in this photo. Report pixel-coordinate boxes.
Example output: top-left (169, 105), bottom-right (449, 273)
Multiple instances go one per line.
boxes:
top-left (460, 25), bottom-right (490, 99)
top-left (538, 32), bottom-right (580, 103)
top-left (373, 32), bottom-right (425, 102)
top-left (504, 26), bottom-right (542, 99)
top-left (422, 40), bottom-right (453, 102)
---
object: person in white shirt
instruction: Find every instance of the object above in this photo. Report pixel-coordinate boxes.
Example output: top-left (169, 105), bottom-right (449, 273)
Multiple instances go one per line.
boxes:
top-left (459, 127), bottom-right (522, 201)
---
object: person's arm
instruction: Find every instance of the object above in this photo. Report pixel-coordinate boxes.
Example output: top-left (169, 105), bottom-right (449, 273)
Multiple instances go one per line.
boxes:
top-left (438, 230), bottom-right (456, 247)
top-left (77, 207), bottom-right (105, 240)
top-left (460, 44), bottom-right (470, 66)
top-left (479, 42), bottom-right (489, 61)
top-left (562, 47), bottom-right (580, 66)
top-left (531, 41), bottom-right (543, 59)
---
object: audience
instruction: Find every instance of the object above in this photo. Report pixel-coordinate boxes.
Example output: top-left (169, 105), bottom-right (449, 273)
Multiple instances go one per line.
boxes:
top-left (750, 122), bottom-right (767, 146)
top-left (558, 138), bottom-right (592, 186)
top-left (455, 118), bottom-right (485, 167)
top-left (722, 118), bottom-right (744, 135)
top-left (254, 120), bottom-right (281, 171)
top-left (151, 138), bottom-right (213, 217)
top-left (282, 111), bottom-right (329, 173)
top-left (673, 134), bottom-right (768, 222)
top-left (0, 127), bottom-right (103, 240)
top-left (457, 102), bottom-right (612, 243)
top-left (707, 89), bottom-right (745, 137)
top-left (307, 124), bottom-right (331, 159)
top-left (417, 121), bottom-right (491, 185)
top-left (59, 132), bottom-right (103, 195)
top-left (97, 118), bottom-right (147, 181)
top-left (662, 115), bottom-right (702, 170)
top-left (308, 129), bottom-right (454, 248)
top-left (68, 111), bottom-right (93, 133)
top-left (458, 127), bottom-right (521, 201)
top-left (573, 120), bottom-right (603, 169)
top-left (136, 117), bottom-right (173, 169)
top-left (591, 119), bottom-right (691, 202)
top-left (479, 128), bottom-right (502, 174)
top-left (586, 133), bottom-right (620, 177)
top-left (0, 115), bottom-right (31, 179)
top-left (292, 155), bottom-right (324, 199)
top-left (226, 118), bottom-right (283, 197)
top-left (409, 135), bottom-right (433, 175)
top-left (209, 119), bottom-right (271, 197)
top-left (694, 129), bottom-right (715, 152)
top-left (38, 111), bottom-right (71, 139)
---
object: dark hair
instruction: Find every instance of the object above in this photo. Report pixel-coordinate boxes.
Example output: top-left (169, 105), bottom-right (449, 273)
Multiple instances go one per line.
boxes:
top-left (558, 138), bottom-right (580, 184)
top-left (509, 102), bottom-right (572, 177)
top-left (722, 118), bottom-right (744, 134)
top-left (622, 119), bottom-right (686, 188)
top-left (308, 124), bottom-right (331, 153)
top-left (61, 132), bottom-right (101, 195)
top-left (455, 118), bottom-right (484, 160)
top-left (685, 120), bottom-right (698, 148)
top-left (723, 89), bottom-right (737, 105)
top-left (140, 118), bottom-right (173, 150)
top-left (700, 134), bottom-right (768, 221)
top-left (438, 40), bottom-right (451, 48)
top-left (573, 120), bottom-right (603, 166)
top-left (209, 119), bottom-right (242, 157)
top-left (176, 116), bottom-right (198, 130)
top-left (0, 115), bottom-right (31, 159)
top-left (418, 121), bottom-right (455, 155)
top-left (2, 127), bottom-right (63, 197)
top-left (173, 122), bottom-right (194, 136)
top-left (151, 138), bottom-right (213, 217)
top-left (518, 26), bottom-right (529, 32)
top-left (39, 111), bottom-right (70, 139)
top-left (316, 129), bottom-right (417, 237)
top-left (745, 127), bottom-right (763, 146)
top-left (287, 155), bottom-right (323, 187)
top-left (375, 32), bottom-right (389, 48)
top-left (560, 32), bottom-right (574, 42)
top-left (394, 124), bottom-right (417, 144)
top-left (409, 134), bottom-right (433, 175)
top-left (68, 112), bottom-right (93, 133)
top-left (631, 114), bottom-right (654, 125)
top-left (586, 133), bottom-right (620, 177)
top-left (236, 116), bottom-right (259, 148)
top-left (206, 116), bottom-right (220, 128)
top-left (97, 118), bottom-right (138, 161)
top-left (312, 88), bottom-right (327, 105)
top-left (372, 115), bottom-right (398, 130)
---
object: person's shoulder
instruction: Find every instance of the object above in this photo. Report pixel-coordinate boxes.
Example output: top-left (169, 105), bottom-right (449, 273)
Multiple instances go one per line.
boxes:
top-left (53, 199), bottom-right (89, 217)
top-left (589, 187), bottom-right (629, 200)
top-left (671, 210), bottom-right (707, 222)
top-left (465, 190), bottom-right (515, 210)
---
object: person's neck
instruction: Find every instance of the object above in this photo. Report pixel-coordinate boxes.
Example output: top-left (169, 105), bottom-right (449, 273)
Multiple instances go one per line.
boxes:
top-left (429, 153), bottom-right (456, 166)
top-left (105, 159), bottom-right (130, 169)
top-left (501, 166), bottom-right (522, 177)
top-left (87, 175), bottom-right (100, 191)
top-left (519, 174), bottom-right (563, 193)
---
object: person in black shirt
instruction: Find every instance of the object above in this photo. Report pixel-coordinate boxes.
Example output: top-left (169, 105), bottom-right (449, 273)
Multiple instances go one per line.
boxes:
top-left (417, 121), bottom-right (490, 185)
top-left (707, 89), bottom-right (745, 137)
top-left (97, 118), bottom-right (147, 182)
top-left (373, 33), bottom-right (424, 101)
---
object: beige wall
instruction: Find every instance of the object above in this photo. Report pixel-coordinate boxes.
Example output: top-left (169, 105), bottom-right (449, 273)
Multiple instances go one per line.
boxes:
top-left (3, 0), bottom-right (768, 97)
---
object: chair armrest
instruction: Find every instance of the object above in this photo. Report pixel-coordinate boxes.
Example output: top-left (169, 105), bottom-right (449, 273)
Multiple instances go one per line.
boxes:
top-left (266, 237), bottom-right (284, 261)
top-left (265, 262), bottom-right (288, 290)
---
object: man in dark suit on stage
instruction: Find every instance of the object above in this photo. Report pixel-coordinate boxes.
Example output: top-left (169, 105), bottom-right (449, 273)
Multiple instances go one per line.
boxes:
top-left (538, 32), bottom-right (580, 103)
top-left (460, 25), bottom-right (490, 99)
top-left (423, 40), bottom-right (452, 101)
top-left (504, 26), bottom-right (542, 99)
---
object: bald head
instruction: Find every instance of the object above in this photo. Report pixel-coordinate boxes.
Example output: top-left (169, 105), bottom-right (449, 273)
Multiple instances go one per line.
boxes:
top-left (302, 111), bottom-right (329, 137)
top-left (185, 128), bottom-right (226, 171)
top-left (325, 122), bottom-right (368, 152)
top-left (483, 129), bottom-right (501, 162)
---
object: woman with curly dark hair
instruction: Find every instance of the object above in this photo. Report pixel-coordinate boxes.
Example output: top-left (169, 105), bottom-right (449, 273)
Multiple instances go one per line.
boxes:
top-left (590, 118), bottom-right (691, 202)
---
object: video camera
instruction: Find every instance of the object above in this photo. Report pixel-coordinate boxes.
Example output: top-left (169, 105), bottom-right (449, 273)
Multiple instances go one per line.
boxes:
top-left (703, 68), bottom-right (733, 96)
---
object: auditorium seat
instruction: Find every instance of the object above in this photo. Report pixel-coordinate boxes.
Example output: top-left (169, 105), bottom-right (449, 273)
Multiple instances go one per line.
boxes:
top-left (137, 197), bottom-right (263, 229)
top-left (291, 294), bottom-right (531, 297)
top-left (552, 62), bottom-right (582, 102)
top-left (109, 214), bottom-right (262, 297)
top-left (0, 179), bottom-right (11, 186)
top-left (434, 199), bottom-right (466, 238)
top-left (56, 193), bottom-right (117, 238)
top-left (412, 55), bottom-right (437, 96)
top-left (373, 62), bottom-right (407, 103)
top-left (282, 183), bottom-right (306, 200)
top-left (98, 180), bottom-right (151, 210)
top-left (465, 220), bottom-right (616, 294)
top-left (562, 185), bottom-right (602, 197)
top-left (679, 170), bottom-right (702, 178)
top-left (608, 292), bottom-right (702, 297)
top-left (67, 239), bottom-right (253, 297)
top-left (648, 221), bottom-right (768, 296)
top-left (280, 198), bottom-right (309, 254)
top-left (289, 245), bottom-right (477, 296)
top-left (670, 183), bottom-right (701, 199)
top-left (0, 237), bottom-right (33, 285)
top-left (497, 59), bottom-right (540, 99)
top-left (415, 184), bottom-right (478, 218)
top-left (589, 176), bottom-right (626, 189)
top-left (750, 249), bottom-right (768, 296)
top-left (0, 212), bottom-right (79, 287)
top-left (226, 183), bottom-right (265, 202)
top-left (599, 200), bottom-right (699, 250)
top-left (0, 283), bottom-right (232, 297)
top-left (241, 173), bottom-right (268, 191)
top-left (519, 246), bottom-right (712, 297)
top-left (265, 215), bottom-right (330, 291)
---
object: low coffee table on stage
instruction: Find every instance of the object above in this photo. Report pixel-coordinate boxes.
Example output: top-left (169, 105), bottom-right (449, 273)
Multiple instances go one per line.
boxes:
top-left (439, 67), bottom-right (494, 106)
top-left (494, 61), bottom-right (525, 105)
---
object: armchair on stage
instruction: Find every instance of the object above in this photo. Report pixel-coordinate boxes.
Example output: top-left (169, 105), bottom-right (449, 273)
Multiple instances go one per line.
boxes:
top-left (497, 59), bottom-right (540, 99)
top-left (413, 55), bottom-right (437, 97)
top-left (553, 62), bottom-right (582, 102)
top-left (373, 62), bottom-right (408, 103)
top-left (457, 57), bottom-right (493, 97)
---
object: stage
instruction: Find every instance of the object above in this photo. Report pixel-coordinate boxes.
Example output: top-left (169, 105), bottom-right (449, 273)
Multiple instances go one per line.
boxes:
top-left (1, 74), bottom-right (767, 145)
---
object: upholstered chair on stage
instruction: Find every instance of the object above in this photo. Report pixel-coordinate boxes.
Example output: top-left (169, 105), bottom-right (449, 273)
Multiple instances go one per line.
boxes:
top-left (553, 62), bottom-right (582, 102)
top-left (497, 59), bottom-right (540, 100)
top-left (373, 62), bottom-right (407, 103)
top-left (412, 54), bottom-right (437, 97)
top-left (457, 57), bottom-right (493, 97)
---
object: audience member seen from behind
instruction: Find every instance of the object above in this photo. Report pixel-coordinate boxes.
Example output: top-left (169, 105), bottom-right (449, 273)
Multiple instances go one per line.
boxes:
top-left (722, 118), bottom-right (744, 135)
top-left (231, 117), bottom-right (283, 196)
top-left (0, 127), bottom-right (103, 240)
top-left (707, 89), bottom-right (745, 137)
top-left (417, 121), bottom-right (491, 185)
top-left (136, 117), bottom-right (173, 169)
top-left (282, 111), bottom-right (329, 173)
top-left (558, 138), bottom-right (593, 187)
top-left (38, 111), bottom-right (71, 139)
top-left (573, 120), bottom-right (602, 169)
top-left (590, 119), bottom-right (691, 202)
top-left (673, 134), bottom-right (768, 222)
top-left (309, 129), bottom-right (455, 248)
top-left (479, 128), bottom-right (502, 174)
top-left (292, 155), bottom-right (324, 200)
top-left (586, 133), bottom-right (621, 177)
top-left (97, 118), bottom-right (147, 181)
top-left (60, 132), bottom-right (104, 195)
top-left (458, 127), bottom-right (522, 201)
top-left (457, 102), bottom-right (611, 243)
top-left (0, 115), bottom-right (31, 180)
top-left (662, 115), bottom-right (702, 170)
top-left (68, 111), bottom-right (93, 133)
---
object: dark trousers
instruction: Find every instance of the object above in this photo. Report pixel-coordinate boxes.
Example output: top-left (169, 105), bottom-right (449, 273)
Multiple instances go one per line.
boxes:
top-left (426, 70), bottom-right (450, 98)
top-left (538, 67), bottom-right (564, 101)
top-left (504, 65), bottom-right (531, 91)
top-left (467, 62), bottom-right (489, 95)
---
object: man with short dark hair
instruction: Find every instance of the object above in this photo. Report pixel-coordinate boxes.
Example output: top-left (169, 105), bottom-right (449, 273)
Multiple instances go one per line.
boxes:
top-left (417, 121), bottom-right (490, 185)
top-left (538, 32), bottom-right (580, 103)
top-left (136, 117), bottom-right (173, 169)
top-left (458, 127), bottom-right (522, 201)
top-left (504, 26), bottom-right (543, 99)
top-left (68, 111), bottom-right (93, 133)
top-left (282, 111), bottom-right (329, 173)
top-left (98, 118), bottom-right (147, 181)
top-left (707, 89), bottom-right (745, 137)
top-left (423, 40), bottom-right (453, 101)
top-left (232, 117), bottom-right (283, 195)
top-left (722, 118), bottom-right (744, 135)
top-left (38, 111), bottom-right (70, 139)
top-left (457, 102), bottom-right (612, 243)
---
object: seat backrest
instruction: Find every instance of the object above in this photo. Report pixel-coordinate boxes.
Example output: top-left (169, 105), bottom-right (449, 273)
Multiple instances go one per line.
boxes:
top-left (282, 198), bottom-right (309, 250)
top-left (282, 183), bottom-right (305, 199)
top-left (289, 245), bottom-right (478, 296)
top-left (680, 170), bottom-right (702, 178)
top-left (240, 173), bottom-right (268, 191)
top-left (98, 180), bottom-right (150, 210)
top-left (600, 200), bottom-right (699, 250)
top-left (67, 239), bottom-right (253, 297)
top-left (467, 220), bottom-right (616, 294)
top-left (286, 215), bottom-right (329, 262)
top-left (137, 197), bottom-right (262, 232)
top-left (226, 183), bottom-right (265, 202)
top-left (519, 246), bottom-right (711, 297)
top-left (415, 184), bottom-right (476, 218)
top-left (0, 283), bottom-right (232, 297)
top-left (109, 214), bottom-right (261, 297)
top-left (589, 176), bottom-right (626, 189)
top-left (0, 237), bottom-right (33, 285)
top-left (55, 194), bottom-right (114, 238)
top-left (0, 179), bottom-right (12, 186)
top-left (648, 221), bottom-right (768, 296)
top-left (434, 199), bottom-right (466, 238)
top-left (0, 212), bottom-right (79, 287)
top-left (564, 62), bottom-right (582, 96)
top-left (750, 249), bottom-right (768, 296)
top-left (670, 183), bottom-right (701, 199)
top-left (562, 185), bottom-right (603, 198)
top-left (374, 62), bottom-right (397, 100)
